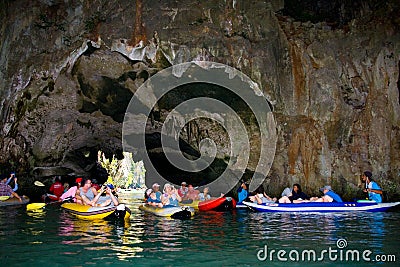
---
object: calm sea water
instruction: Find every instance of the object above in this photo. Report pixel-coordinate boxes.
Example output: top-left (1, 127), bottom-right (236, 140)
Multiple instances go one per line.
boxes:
top-left (0, 197), bottom-right (399, 267)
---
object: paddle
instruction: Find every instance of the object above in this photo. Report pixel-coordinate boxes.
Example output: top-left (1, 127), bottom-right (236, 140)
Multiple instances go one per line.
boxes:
top-left (34, 181), bottom-right (45, 187)
top-left (0, 196), bottom-right (10, 201)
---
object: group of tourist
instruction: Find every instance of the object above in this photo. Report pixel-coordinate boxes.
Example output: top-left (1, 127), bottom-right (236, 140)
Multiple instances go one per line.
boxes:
top-left (239, 170), bottom-right (383, 204)
top-left (277, 183), bottom-right (343, 203)
top-left (144, 182), bottom-right (212, 208)
top-left (177, 182), bottom-right (210, 201)
top-left (45, 177), bottom-right (119, 207)
top-left (0, 170), bottom-right (385, 206)
top-left (144, 170), bottom-right (384, 209)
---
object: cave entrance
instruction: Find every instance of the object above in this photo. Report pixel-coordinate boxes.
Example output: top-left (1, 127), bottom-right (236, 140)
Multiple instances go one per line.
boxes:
top-left (142, 82), bottom-right (258, 187)
top-left (123, 62), bottom-right (277, 195)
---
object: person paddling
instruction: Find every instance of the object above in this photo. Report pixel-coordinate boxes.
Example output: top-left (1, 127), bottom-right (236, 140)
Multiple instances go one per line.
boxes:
top-left (6, 172), bottom-right (18, 192)
top-left (0, 175), bottom-right (23, 202)
top-left (362, 171), bottom-right (383, 203)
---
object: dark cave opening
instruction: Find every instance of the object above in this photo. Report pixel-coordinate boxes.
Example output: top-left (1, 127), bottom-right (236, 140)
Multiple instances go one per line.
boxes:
top-left (142, 82), bottom-right (262, 187)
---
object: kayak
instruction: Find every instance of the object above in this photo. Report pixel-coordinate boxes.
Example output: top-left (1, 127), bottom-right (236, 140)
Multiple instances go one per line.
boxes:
top-left (198, 197), bottom-right (236, 211)
top-left (235, 202), bottom-right (248, 209)
top-left (61, 203), bottom-right (131, 220)
top-left (0, 195), bottom-right (30, 207)
top-left (178, 197), bottom-right (237, 211)
top-left (179, 199), bottom-right (200, 210)
top-left (242, 201), bottom-right (400, 212)
top-left (139, 204), bottom-right (195, 219)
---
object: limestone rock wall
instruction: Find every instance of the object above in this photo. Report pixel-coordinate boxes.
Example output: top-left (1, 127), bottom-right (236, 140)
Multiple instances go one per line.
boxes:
top-left (0, 0), bottom-right (399, 198)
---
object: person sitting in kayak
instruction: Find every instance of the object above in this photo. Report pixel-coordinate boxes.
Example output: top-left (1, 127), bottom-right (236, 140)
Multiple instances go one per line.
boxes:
top-left (78, 178), bottom-right (119, 207)
top-left (152, 183), bottom-right (162, 201)
top-left (198, 187), bottom-right (211, 201)
top-left (63, 182), bottom-right (69, 193)
top-left (178, 181), bottom-right (188, 198)
top-left (0, 175), bottom-right (23, 202)
top-left (60, 177), bottom-right (83, 204)
top-left (249, 184), bottom-right (277, 204)
top-left (6, 172), bottom-right (18, 192)
top-left (308, 185), bottom-right (343, 202)
top-left (91, 179), bottom-right (101, 191)
top-left (49, 176), bottom-right (64, 199)
top-left (161, 183), bottom-right (182, 207)
top-left (361, 171), bottom-right (383, 203)
top-left (183, 184), bottom-right (200, 201)
top-left (145, 189), bottom-right (163, 208)
top-left (237, 180), bottom-right (249, 203)
top-left (279, 184), bottom-right (310, 203)
top-left (104, 184), bottom-right (120, 204)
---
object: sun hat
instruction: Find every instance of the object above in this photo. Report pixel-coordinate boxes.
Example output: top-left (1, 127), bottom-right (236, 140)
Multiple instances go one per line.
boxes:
top-left (163, 183), bottom-right (172, 193)
top-left (320, 185), bottom-right (332, 192)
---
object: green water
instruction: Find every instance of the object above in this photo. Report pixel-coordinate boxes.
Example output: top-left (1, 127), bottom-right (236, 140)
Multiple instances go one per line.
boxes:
top-left (0, 198), bottom-right (399, 267)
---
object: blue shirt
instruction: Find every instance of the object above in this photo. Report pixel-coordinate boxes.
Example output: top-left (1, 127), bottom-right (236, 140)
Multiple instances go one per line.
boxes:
top-left (367, 181), bottom-right (382, 203)
top-left (325, 190), bottom-right (343, 202)
top-left (198, 193), bottom-right (211, 201)
top-left (237, 188), bottom-right (248, 203)
top-left (163, 193), bottom-right (179, 207)
top-left (147, 197), bottom-right (161, 204)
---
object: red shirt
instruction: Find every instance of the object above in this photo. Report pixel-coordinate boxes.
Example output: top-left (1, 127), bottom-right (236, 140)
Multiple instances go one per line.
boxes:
top-left (50, 181), bottom-right (64, 197)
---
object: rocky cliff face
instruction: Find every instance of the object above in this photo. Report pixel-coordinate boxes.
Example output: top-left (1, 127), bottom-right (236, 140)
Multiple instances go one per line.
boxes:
top-left (0, 0), bottom-right (399, 199)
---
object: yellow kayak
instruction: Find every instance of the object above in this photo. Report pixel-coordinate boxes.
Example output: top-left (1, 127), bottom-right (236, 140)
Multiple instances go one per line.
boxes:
top-left (139, 204), bottom-right (195, 219)
top-left (61, 203), bottom-right (131, 220)
top-left (179, 200), bottom-right (200, 210)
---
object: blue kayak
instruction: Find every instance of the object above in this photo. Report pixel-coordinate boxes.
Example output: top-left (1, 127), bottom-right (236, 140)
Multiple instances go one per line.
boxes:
top-left (242, 201), bottom-right (400, 212)
top-left (235, 202), bottom-right (248, 209)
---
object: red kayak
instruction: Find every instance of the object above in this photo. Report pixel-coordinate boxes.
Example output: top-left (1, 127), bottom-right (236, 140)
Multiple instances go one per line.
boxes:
top-left (198, 197), bottom-right (237, 211)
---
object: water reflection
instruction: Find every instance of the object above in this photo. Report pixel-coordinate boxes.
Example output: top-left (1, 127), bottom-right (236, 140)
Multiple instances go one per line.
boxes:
top-left (59, 213), bottom-right (113, 246)
top-left (187, 211), bottom-right (230, 251)
top-left (0, 207), bottom-right (23, 237)
top-left (1, 199), bottom-right (398, 266)
top-left (58, 210), bottom-right (145, 260)
top-left (245, 211), bottom-right (389, 252)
